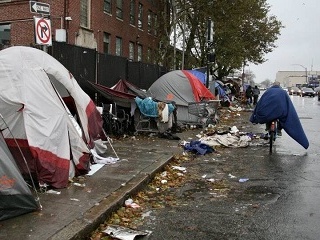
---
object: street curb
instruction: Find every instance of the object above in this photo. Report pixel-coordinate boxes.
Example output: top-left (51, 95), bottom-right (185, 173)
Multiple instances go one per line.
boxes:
top-left (49, 156), bottom-right (174, 240)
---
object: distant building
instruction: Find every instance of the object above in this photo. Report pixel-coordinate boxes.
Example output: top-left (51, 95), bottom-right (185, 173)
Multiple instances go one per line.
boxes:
top-left (276, 71), bottom-right (320, 88)
top-left (0, 0), bottom-right (160, 63)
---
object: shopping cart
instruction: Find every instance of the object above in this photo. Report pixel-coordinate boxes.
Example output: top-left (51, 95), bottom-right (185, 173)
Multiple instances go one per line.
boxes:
top-left (188, 100), bottom-right (220, 127)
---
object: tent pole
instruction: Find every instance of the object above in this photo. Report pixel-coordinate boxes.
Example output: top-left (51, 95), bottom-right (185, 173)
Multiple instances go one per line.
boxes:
top-left (101, 128), bottom-right (119, 159)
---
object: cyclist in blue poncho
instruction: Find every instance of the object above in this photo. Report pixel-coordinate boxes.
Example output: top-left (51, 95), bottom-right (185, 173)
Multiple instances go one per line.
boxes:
top-left (250, 81), bottom-right (309, 149)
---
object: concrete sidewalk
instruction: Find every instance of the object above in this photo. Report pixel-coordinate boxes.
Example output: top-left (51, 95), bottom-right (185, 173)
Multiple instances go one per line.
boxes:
top-left (0, 132), bottom-right (190, 240)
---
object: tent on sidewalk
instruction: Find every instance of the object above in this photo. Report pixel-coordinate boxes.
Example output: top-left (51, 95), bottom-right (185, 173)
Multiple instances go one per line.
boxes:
top-left (147, 70), bottom-right (216, 124)
top-left (0, 46), bottom-right (107, 190)
top-left (0, 130), bottom-right (40, 221)
top-left (88, 79), bottom-right (149, 108)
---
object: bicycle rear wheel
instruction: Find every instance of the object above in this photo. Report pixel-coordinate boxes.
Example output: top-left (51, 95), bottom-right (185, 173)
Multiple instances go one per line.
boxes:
top-left (269, 131), bottom-right (274, 153)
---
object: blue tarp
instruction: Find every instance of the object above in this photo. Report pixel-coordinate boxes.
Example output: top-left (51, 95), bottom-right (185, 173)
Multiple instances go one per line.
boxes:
top-left (187, 70), bottom-right (206, 85)
top-left (135, 97), bottom-right (174, 117)
top-left (250, 86), bottom-right (309, 149)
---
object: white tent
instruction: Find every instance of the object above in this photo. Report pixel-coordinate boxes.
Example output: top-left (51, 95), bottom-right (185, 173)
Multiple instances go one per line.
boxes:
top-left (0, 46), bottom-right (107, 189)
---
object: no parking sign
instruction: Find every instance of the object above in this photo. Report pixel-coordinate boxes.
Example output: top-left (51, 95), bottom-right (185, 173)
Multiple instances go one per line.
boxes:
top-left (34, 17), bottom-right (52, 45)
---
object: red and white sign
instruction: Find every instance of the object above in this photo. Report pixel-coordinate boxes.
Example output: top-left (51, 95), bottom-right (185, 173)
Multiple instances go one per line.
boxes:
top-left (34, 17), bottom-right (52, 45)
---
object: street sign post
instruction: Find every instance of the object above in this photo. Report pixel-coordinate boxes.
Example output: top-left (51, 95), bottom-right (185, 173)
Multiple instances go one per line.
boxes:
top-left (30, 1), bottom-right (50, 15)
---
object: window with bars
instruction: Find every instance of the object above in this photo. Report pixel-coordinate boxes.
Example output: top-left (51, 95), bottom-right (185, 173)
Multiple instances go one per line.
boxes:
top-left (137, 44), bottom-right (142, 61)
top-left (138, 3), bottom-right (143, 29)
top-left (116, 37), bottom-right (122, 56)
top-left (116, 0), bottom-right (123, 19)
top-left (104, 0), bottom-right (112, 14)
top-left (103, 32), bottom-right (110, 54)
top-left (130, 0), bottom-right (135, 25)
top-left (147, 47), bottom-right (152, 62)
top-left (80, 0), bottom-right (90, 28)
top-left (147, 10), bottom-right (152, 34)
top-left (154, 14), bottom-right (158, 36)
top-left (129, 42), bottom-right (135, 60)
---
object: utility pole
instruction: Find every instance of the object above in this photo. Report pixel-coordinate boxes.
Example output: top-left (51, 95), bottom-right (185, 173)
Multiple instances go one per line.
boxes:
top-left (206, 18), bottom-right (214, 90)
top-left (181, 0), bottom-right (186, 70)
top-left (172, 0), bottom-right (176, 70)
top-left (292, 64), bottom-right (308, 84)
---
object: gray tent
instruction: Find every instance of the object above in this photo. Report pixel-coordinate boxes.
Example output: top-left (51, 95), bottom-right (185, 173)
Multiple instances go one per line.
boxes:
top-left (147, 70), bottom-right (217, 124)
top-left (0, 130), bottom-right (39, 221)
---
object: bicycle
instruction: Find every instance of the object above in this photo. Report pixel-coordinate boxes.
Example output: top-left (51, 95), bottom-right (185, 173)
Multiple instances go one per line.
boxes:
top-left (266, 120), bottom-right (278, 154)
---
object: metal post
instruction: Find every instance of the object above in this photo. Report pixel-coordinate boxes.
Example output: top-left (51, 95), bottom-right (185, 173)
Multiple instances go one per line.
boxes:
top-left (172, 0), bottom-right (176, 70)
top-left (206, 18), bottom-right (212, 89)
top-left (181, 0), bottom-right (186, 70)
top-left (305, 67), bottom-right (308, 84)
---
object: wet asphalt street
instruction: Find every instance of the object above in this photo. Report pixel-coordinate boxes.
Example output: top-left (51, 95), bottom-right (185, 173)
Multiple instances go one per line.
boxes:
top-left (137, 94), bottom-right (320, 240)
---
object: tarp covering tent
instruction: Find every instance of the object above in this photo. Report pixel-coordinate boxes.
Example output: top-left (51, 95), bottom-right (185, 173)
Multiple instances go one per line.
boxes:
top-left (0, 46), bottom-right (107, 189)
top-left (0, 131), bottom-right (40, 221)
top-left (88, 79), bottom-right (149, 108)
top-left (147, 70), bottom-right (215, 124)
top-left (187, 70), bottom-right (206, 85)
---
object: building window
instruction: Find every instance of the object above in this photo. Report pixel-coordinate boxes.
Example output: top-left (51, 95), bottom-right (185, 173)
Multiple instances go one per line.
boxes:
top-left (103, 32), bottom-right (110, 54)
top-left (137, 44), bottom-right (142, 61)
top-left (147, 10), bottom-right (152, 34)
top-left (116, 0), bottom-right (123, 19)
top-left (138, 3), bottom-right (143, 29)
top-left (147, 47), bottom-right (152, 62)
top-left (0, 24), bottom-right (11, 50)
top-left (80, 0), bottom-right (90, 28)
top-left (130, 0), bottom-right (135, 25)
top-left (154, 14), bottom-right (158, 36)
top-left (129, 42), bottom-right (135, 60)
top-left (116, 37), bottom-right (122, 56)
top-left (104, 0), bottom-right (112, 14)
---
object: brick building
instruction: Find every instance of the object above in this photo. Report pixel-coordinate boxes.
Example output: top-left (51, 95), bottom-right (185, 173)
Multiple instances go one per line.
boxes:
top-left (0, 0), bottom-right (160, 63)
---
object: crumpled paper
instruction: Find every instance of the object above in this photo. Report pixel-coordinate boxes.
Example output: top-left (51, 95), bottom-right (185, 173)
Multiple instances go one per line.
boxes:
top-left (102, 225), bottom-right (151, 240)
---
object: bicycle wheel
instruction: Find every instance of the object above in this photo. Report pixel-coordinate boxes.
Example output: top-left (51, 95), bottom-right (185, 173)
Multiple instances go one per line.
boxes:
top-left (269, 131), bottom-right (274, 153)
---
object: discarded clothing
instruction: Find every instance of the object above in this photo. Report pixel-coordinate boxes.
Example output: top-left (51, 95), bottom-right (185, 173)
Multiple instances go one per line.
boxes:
top-left (199, 133), bottom-right (251, 148)
top-left (90, 148), bottom-right (119, 164)
top-left (184, 140), bottom-right (214, 155)
top-left (250, 85), bottom-right (309, 149)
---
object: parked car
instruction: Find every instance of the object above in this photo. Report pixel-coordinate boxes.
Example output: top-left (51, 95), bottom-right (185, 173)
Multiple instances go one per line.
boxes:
top-left (301, 87), bottom-right (315, 97)
top-left (318, 91), bottom-right (320, 101)
top-left (282, 87), bottom-right (289, 94)
top-left (314, 86), bottom-right (320, 94)
top-left (289, 86), bottom-right (301, 95)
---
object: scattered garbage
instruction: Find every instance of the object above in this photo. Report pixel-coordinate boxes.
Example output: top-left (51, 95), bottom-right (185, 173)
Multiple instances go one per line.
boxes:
top-left (102, 225), bottom-right (151, 240)
top-left (70, 198), bottom-right (80, 201)
top-left (207, 178), bottom-right (216, 183)
top-left (183, 140), bottom-right (214, 155)
top-left (73, 182), bottom-right (86, 187)
top-left (172, 166), bottom-right (187, 173)
top-left (239, 178), bottom-right (249, 183)
top-left (161, 180), bottom-right (168, 184)
top-left (46, 190), bottom-right (61, 195)
top-left (229, 126), bottom-right (239, 134)
top-left (125, 198), bottom-right (140, 208)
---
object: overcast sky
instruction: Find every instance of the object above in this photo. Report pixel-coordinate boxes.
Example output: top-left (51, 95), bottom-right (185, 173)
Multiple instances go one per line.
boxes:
top-left (249, 0), bottom-right (320, 83)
